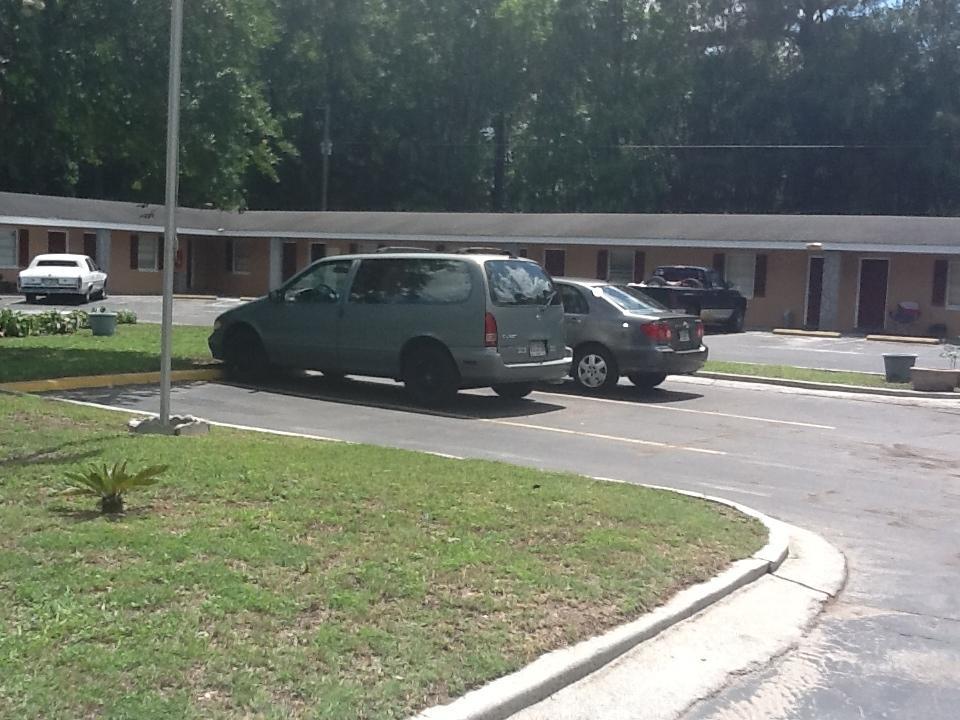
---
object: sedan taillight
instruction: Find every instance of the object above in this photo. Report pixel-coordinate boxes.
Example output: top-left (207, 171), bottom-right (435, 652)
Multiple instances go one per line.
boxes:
top-left (641, 321), bottom-right (673, 345)
top-left (695, 320), bottom-right (704, 341)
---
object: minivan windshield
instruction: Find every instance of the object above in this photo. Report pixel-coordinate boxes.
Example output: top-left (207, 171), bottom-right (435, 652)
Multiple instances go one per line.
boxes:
top-left (597, 285), bottom-right (665, 313)
top-left (485, 259), bottom-right (559, 306)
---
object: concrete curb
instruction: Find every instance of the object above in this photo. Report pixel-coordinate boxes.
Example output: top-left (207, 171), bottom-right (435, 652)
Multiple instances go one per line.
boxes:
top-left (0, 368), bottom-right (224, 393)
top-left (695, 370), bottom-right (958, 399)
top-left (771, 328), bottom-right (841, 338)
top-left (865, 333), bottom-right (940, 345)
top-left (410, 483), bottom-right (790, 720)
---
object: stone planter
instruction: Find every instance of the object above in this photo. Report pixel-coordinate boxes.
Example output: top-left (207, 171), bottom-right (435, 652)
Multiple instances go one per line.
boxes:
top-left (882, 353), bottom-right (917, 383)
top-left (910, 367), bottom-right (960, 393)
top-left (88, 312), bottom-right (118, 337)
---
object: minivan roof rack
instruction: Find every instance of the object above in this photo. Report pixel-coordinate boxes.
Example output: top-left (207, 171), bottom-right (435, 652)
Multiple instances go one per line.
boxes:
top-left (375, 246), bottom-right (436, 254)
top-left (456, 247), bottom-right (515, 257)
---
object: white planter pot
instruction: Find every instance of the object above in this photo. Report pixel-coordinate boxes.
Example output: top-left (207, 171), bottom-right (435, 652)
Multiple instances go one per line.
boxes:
top-left (910, 367), bottom-right (960, 393)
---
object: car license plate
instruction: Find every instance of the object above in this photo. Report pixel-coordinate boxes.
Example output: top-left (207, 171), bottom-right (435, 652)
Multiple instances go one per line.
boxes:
top-left (679, 329), bottom-right (690, 342)
top-left (529, 341), bottom-right (547, 358)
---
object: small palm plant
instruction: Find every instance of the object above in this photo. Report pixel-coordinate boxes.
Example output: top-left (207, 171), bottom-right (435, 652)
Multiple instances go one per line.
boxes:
top-left (59, 461), bottom-right (168, 514)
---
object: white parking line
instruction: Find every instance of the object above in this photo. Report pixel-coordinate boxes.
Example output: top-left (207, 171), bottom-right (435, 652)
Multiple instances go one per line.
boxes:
top-left (696, 482), bottom-right (771, 498)
top-left (532, 390), bottom-right (836, 430)
top-left (481, 419), bottom-right (726, 456)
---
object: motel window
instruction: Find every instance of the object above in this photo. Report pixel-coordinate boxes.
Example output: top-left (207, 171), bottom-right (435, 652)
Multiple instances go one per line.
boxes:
top-left (0, 228), bottom-right (17, 268)
top-left (133, 234), bottom-right (160, 272)
top-left (947, 260), bottom-right (960, 310)
top-left (724, 252), bottom-right (756, 299)
top-left (311, 243), bottom-right (327, 264)
top-left (232, 239), bottom-right (252, 274)
top-left (608, 249), bottom-right (635, 284)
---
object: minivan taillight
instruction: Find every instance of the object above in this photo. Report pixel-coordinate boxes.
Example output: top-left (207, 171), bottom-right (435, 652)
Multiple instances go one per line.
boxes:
top-left (641, 321), bottom-right (673, 345)
top-left (695, 320), bottom-right (704, 341)
top-left (484, 312), bottom-right (498, 348)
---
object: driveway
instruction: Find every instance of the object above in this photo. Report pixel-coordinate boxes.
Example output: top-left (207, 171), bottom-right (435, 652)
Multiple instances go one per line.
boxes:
top-left (54, 376), bottom-right (960, 720)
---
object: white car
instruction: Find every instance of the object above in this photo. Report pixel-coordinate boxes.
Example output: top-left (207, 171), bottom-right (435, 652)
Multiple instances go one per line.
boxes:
top-left (18, 254), bottom-right (108, 304)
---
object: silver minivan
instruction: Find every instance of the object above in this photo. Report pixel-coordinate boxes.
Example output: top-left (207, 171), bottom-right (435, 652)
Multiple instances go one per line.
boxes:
top-left (209, 251), bottom-right (572, 403)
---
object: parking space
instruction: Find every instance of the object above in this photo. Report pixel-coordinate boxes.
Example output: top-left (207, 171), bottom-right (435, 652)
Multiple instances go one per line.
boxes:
top-left (0, 293), bottom-right (243, 326)
top-left (704, 330), bottom-right (948, 373)
top-left (4, 293), bottom-right (951, 374)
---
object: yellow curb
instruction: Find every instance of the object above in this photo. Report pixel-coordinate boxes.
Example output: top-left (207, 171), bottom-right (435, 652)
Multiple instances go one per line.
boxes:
top-left (865, 334), bottom-right (941, 345)
top-left (772, 328), bottom-right (842, 338)
top-left (172, 293), bottom-right (217, 300)
top-left (0, 368), bottom-right (224, 393)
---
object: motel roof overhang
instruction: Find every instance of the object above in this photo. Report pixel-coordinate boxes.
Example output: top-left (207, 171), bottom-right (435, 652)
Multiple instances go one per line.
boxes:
top-left (2, 190), bottom-right (960, 255)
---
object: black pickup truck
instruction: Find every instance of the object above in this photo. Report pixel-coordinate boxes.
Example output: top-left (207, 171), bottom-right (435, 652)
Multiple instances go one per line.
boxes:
top-left (625, 265), bottom-right (748, 332)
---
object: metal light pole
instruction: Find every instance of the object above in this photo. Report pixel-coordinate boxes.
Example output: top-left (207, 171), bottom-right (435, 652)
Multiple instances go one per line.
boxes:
top-left (159, 0), bottom-right (184, 427)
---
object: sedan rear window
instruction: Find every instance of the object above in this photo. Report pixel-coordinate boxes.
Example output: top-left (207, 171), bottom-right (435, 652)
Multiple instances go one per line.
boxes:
top-left (597, 285), bottom-right (664, 313)
top-left (485, 260), bottom-right (559, 306)
top-left (35, 260), bottom-right (80, 268)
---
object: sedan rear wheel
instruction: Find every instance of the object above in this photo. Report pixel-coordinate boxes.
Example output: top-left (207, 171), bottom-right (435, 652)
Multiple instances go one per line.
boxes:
top-left (573, 345), bottom-right (619, 391)
top-left (24, 294), bottom-right (37, 304)
top-left (628, 372), bottom-right (667, 390)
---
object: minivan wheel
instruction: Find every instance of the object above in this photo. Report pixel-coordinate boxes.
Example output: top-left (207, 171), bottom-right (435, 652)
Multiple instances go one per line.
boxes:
top-left (628, 372), bottom-right (667, 390)
top-left (492, 382), bottom-right (534, 400)
top-left (224, 326), bottom-right (271, 383)
top-left (403, 345), bottom-right (459, 406)
top-left (24, 294), bottom-right (37, 304)
top-left (574, 345), bottom-right (619, 391)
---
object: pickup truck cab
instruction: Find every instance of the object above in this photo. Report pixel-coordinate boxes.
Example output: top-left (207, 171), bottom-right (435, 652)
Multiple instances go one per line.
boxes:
top-left (629, 265), bottom-right (748, 332)
top-left (18, 254), bottom-right (108, 304)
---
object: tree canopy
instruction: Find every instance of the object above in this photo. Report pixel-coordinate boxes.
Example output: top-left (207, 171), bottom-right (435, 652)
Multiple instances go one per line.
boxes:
top-left (2, 0), bottom-right (958, 215)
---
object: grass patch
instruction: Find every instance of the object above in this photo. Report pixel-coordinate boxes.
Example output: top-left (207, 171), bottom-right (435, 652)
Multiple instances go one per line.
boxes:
top-left (0, 324), bottom-right (212, 383)
top-left (0, 394), bottom-right (765, 719)
top-left (702, 360), bottom-right (905, 388)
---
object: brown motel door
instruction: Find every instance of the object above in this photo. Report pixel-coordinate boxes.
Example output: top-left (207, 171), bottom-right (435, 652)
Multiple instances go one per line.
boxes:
top-left (281, 242), bottom-right (298, 281)
top-left (805, 257), bottom-right (824, 329)
top-left (857, 259), bottom-right (889, 330)
top-left (48, 231), bottom-right (67, 253)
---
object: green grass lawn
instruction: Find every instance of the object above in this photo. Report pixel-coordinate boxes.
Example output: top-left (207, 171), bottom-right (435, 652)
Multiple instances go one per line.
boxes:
top-left (0, 324), bottom-right (213, 383)
top-left (702, 360), bottom-right (907, 388)
top-left (0, 393), bottom-right (765, 719)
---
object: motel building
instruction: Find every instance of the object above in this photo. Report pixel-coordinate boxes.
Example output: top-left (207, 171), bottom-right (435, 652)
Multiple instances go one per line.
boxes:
top-left (1, 190), bottom-right (959, 338)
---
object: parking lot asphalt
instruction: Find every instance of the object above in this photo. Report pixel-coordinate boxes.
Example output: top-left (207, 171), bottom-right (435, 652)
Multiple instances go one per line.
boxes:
top-left (51, 375), bottom-right (960, 720)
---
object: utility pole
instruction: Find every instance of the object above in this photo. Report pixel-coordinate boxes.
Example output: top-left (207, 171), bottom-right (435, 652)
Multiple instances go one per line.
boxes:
top-left (320, 104), bottom-right (332, 211)
top-left (159, 0), bottom-right (184, 427)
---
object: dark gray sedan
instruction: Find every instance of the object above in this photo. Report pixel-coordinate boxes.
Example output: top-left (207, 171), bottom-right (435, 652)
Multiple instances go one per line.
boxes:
top-left (554, 279), bottom-right (708, 391)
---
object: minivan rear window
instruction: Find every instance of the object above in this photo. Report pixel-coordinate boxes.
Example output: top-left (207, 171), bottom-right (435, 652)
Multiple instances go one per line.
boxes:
top-left (485, 260), bottom-right (559, 306)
